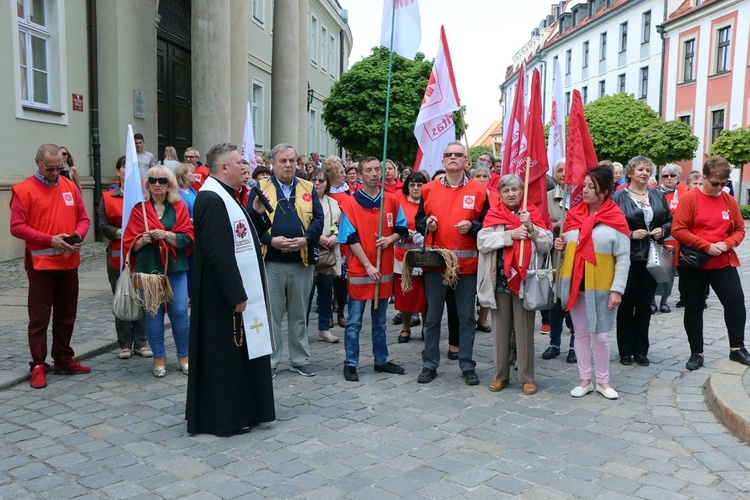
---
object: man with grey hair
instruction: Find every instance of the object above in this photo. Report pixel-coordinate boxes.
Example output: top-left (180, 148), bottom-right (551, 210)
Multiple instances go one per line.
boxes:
top-left (186, 142), bottom-right (275, 435)
top-left (250, 143), bottom-right (324, 378)
top-left (10, 144), bottom-right (91, 389)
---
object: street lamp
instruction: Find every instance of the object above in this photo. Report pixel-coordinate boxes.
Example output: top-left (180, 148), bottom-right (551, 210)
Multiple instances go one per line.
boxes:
top-left (307, 83), bottom-right (314, 111)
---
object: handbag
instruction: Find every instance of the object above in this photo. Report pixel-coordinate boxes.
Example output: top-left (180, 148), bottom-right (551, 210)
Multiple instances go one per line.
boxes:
top-left (523, 250), bottom-right (555, 311)
top-left (646, 239), bottom-right (674, 283)
top-left (678, 245), bottom-right (711, 268)
top-left (112, 242), bottom-right (144, 321)
top-left (315, 198), bottom-right (339, 271)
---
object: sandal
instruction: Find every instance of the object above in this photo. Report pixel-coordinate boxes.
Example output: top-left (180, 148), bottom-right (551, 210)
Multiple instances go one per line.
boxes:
top-left (660, 304), bottom-right (671, 313)
top-left (397, 330), bottom-right (411, 343)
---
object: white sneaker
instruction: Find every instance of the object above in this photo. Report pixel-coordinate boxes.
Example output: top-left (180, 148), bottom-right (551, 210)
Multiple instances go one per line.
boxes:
top-left (119, 349), bottom-right (131, 360)
top-left (570, 383), bottom-right (594, 398)
top-left (318, 331), bottom-right (339, 343)
top-left (596, 385), bottom-right (619, 400)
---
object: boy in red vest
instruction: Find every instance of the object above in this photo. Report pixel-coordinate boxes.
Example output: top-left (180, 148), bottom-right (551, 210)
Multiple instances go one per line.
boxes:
top-left (338, 157), bottom-right (409, 381)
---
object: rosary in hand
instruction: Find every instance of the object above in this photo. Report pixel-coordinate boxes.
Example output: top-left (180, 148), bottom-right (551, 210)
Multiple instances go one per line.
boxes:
top-left (232, 312), bottom-right (245, 347)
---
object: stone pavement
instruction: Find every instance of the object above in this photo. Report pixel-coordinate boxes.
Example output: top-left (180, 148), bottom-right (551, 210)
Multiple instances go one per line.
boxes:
top-left (0, 237), bottom-right (749, 498)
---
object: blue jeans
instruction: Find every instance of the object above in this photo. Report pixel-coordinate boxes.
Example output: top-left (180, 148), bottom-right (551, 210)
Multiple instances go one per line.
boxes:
top-left (307, 273), bottom-right (335, 331)
top-left (145, 271), bottom-right (190, 359)
top-left (344, 298), bottom-right (389, 367)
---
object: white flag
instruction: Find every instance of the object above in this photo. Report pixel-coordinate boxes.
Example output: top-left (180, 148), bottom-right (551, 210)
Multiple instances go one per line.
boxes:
top-left (380, 0), bottom-right (421, 59)
top-left (413, 26), bottom-right (460, 178)
top-left (241, 101), bottom-right (258, 172)
top-left (121, 125), bottom-right (145, 270)
top-left (547, 58), bottom-right (566, 177)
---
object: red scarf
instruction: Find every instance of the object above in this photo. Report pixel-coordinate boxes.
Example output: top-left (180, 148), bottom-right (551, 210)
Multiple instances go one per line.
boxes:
top-left (483, 202), bottom-right (546, 294)
top-left (122, 198), bottom-right (194, 270)
top-left (562, 198), bottom-right (629, 310)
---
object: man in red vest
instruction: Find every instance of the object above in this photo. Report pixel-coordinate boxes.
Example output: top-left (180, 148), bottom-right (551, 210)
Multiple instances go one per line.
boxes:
top-left (10, 144), bottom-right (91, 389)
top-left (338, 157), bottom-right (409, 382)
top-left (416, 141), bottom-right (490, 386)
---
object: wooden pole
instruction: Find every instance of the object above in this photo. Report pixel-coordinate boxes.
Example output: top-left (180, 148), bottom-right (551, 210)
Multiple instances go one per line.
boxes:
top-left (518, 156), bottom-right (531, 266)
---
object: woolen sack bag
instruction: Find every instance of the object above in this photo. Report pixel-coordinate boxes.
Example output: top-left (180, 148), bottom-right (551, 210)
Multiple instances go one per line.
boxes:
top-left (112, 246), bottom-right (144, 322)
top-left (677, 245), bottom-right (711, 268)
top-left (523, 251), bottom-right (555, 311)
top-left (646, 239), bottom-right (674, 283)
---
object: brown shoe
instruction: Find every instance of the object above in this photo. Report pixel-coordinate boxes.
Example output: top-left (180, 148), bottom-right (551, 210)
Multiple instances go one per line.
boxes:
top-left (488, 380), bottom-right (509, 392)
top-left (522, 383), bottom-right (537, 395)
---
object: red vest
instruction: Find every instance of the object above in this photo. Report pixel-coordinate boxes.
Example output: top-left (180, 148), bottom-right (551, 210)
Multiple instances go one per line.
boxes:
top-left (420, 179), bottom-right (487, 275)
top-left (12, 176), bottom-right (81, 270)
top-left (102, 191), bottom-right (124, 270)
top-left (341, 193), bottom-right (400, 300)
top-left (394, 198), bottom-right (420, 264)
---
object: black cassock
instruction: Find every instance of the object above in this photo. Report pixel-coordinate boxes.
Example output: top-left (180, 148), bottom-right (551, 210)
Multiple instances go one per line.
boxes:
top-left (185, 180), bottom-right (275, 436)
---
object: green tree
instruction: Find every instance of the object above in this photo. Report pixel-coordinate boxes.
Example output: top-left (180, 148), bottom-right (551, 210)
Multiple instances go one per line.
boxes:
top-left (323, 47), bottom-right (464, 165)
top-left (634, 120), bottom-right (699, 166)
top-left (469, 145), bottom-right (493, 164)
top-left (583, 93), bottom-right (658, 163)
top-left (710, 127), bottom-right (750, 167)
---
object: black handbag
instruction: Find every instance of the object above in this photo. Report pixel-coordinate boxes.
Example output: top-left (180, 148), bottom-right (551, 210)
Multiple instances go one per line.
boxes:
top-left (678, 245), bottom-right (711, 268)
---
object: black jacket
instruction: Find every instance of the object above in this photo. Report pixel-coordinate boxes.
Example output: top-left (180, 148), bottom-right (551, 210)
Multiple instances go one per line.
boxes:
top-left (612, 188), bottom-right (672, 262)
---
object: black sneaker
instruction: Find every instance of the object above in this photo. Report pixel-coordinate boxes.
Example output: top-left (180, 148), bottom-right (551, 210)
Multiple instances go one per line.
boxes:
top-left (686, 353), bottom-right (704, 371)
top-left (343, 365), bottom-right (359, 381)
top-left (462, 370), bottom-right (480, 386)
top-left (566, 349), bottom-right (577, 364)
top-left (417, 367), bottom-right (437, 384)
top-left (542, 346), bottom-right (560, 359)
top-left (729, 348), bottom-right (750, 366)
top-left (374, 362), bottom-right (405, 374)
top-left (392, 312), bottom-right (403, 325)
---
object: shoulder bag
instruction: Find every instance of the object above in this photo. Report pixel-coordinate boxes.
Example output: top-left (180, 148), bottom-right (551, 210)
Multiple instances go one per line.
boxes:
top-left (523, 250), bottom-right (555, 311)
top-left (112, 239), bottom-right (145, 321)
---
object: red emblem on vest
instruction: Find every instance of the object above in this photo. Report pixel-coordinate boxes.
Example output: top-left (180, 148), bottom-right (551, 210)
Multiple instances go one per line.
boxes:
top-left (302, 192), bottom-right (312, 202)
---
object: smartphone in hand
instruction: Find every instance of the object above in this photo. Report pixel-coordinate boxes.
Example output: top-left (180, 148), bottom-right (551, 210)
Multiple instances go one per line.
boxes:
top-left (63, 234), bottom-right (82, 245)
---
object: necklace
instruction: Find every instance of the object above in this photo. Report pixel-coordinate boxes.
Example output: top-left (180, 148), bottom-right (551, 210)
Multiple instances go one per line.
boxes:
top-left (627, 187), bottom-right (647, 196)
top-left (232, 312), bottom-right (244, 347)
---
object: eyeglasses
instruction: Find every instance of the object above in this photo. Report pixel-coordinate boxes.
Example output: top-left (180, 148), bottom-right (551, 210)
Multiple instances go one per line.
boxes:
top-left (661, 174), bottom-right (677, 178)
top-left (37, 159), bottom-right (64, 171)
top-left (408, 183), bottom-right (423, 189)
top-left (61, 152), bottom-right (68, 157)
top-left (148, 177), bottom-right (169, 185)
top-left (443, 152), bottom-right (466, 158)
top-left (706, 179), bottom-right (729, 188)
top-left (311, 178), bottom-right (326, 183)
top-left (184, 155), bottom-right (196, 160)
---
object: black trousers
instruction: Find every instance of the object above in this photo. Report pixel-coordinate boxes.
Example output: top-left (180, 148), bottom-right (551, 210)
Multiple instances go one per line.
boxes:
top-left (678, 265), bottom-right (746, 353)
top-left (616, 261), bottom-right (657, 358)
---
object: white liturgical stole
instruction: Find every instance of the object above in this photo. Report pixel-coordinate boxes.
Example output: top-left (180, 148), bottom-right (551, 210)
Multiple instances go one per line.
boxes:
top-left (201, 176), bottom-right (273, 360)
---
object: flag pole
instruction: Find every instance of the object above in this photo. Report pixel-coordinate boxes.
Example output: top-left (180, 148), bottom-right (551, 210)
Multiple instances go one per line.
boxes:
top-left (374, 0), bottom-right (398, 310)
top-left (553, 183), bottom-right (569, 301)
top-left (518, 156), bottom-right (531, 266)
top-left (459, 107), bottom-right (471, 161)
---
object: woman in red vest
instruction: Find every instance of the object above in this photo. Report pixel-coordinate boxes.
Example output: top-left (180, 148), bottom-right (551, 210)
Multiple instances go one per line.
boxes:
top-left (99, 156), bottom-right (151, 360)
top-left (394, 172), bottom-right (429, 343)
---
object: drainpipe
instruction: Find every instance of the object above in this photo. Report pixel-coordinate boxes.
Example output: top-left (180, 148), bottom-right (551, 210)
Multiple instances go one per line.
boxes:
top-left (656, 0), bottom-right (668, 118)
top-left (339, 29), bottom-right (345, 158)
top-left (87, 0), bottom-right (102, 241)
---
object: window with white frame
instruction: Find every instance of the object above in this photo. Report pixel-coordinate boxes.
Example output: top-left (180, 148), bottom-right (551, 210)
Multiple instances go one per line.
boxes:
top-left (599, 80), bottom-right (605, 97)
top-left (252, 0), bottom-right (263, 23)
top-left (582, 41), bottom-right (589, 68)
top-left (309, 108), bottom-right (318, 154)
top-left (329, 34), bottom-right (336, 78)
top-left (565, 91), bottom-right (570, 115)
top-left (582, 86), bottom-right (588, 104)
top-left (18, 0), bottom-right (50, 107)
top-left (683, 38), bottom-right (695, 82)
top-left (641, 11), bottom-right (651, 44)
top-left (599, 32), bottom-right (607, 60)
top-left (715, 26), bottom-right (731, 73)
top-left (711, 109), bottom-right (725, 145)
top-left (618, 73), bottom-right (626, 92)
top-left (252, 82), bottom-right (263, 146)
top-left (639, 66), bottom-right (648, 99)
top-left (678, 114), bottom-right (691, 127)
top-left (619, 22), bottom-right (627, 52)
top-left (321, 26), bottom-right (327, 73)
top-left (565, 49), bottom-right (571, 75)
top-left (310, 16), bottom-right (318, 65)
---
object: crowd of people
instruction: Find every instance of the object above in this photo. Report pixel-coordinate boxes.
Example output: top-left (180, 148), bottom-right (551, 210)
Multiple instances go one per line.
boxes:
top-left (9, 140), bottom-right (748, 435)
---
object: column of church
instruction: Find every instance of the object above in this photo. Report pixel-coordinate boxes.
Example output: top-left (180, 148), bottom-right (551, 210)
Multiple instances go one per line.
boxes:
top-left (297, 0), bottom-right (309, 157)
top-left (271, 0), bottom-right (301, 147)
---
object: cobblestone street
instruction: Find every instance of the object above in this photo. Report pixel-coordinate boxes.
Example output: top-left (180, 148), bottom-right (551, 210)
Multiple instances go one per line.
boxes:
top-left (0, 240), bottom-right (748, 498)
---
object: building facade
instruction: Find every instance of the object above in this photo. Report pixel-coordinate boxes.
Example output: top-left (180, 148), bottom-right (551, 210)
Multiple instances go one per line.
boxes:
top-left (1, 0), bottom-right (352, 261)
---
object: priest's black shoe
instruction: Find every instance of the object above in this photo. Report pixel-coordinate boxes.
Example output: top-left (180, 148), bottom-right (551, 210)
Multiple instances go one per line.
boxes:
top-left (620, 356), bottom-right (632, 366)
top-left (343, 365), bottom-right (359, 381)
top-left (542, 346), bottom-right (560, 359)
top-left (374, 362), bottom-right (405, 374)
top-left (729, 348), bottom-right (750, 366)
top-left (635, 354), bottom-right (650, 366)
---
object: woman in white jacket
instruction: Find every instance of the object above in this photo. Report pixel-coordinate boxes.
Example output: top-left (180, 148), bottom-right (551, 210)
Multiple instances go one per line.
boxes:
top-left (477, 175), bottom-right (552, 395)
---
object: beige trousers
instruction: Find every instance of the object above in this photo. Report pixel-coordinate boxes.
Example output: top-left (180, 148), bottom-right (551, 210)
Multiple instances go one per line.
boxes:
top-left (491, 292), bottom-right (536, 384)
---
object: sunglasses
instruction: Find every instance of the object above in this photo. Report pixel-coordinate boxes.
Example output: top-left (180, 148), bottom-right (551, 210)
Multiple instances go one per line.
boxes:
top-left (148, 177), bottom-right (169, 185)
top-left (706, 179), bottom-right (729, 188)
top-left (61, 152), bottom-right (68, 156)
top-left (311, 178), bottom-right (326, 183)
top-left (661, 174), bottom-right (677, 178)
top-left (443, 152), bottom-right (466, 158)
top-left (37, 159), bottom-right (64, 171)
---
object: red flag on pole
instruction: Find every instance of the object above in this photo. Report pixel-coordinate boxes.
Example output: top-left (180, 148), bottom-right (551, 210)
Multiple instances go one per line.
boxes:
top-left (565, 89), bottom-right (598, 207)
top-left (502, 63), bottom-right (525, 176)
top-left (519, 68), bottom-right (550, 226)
